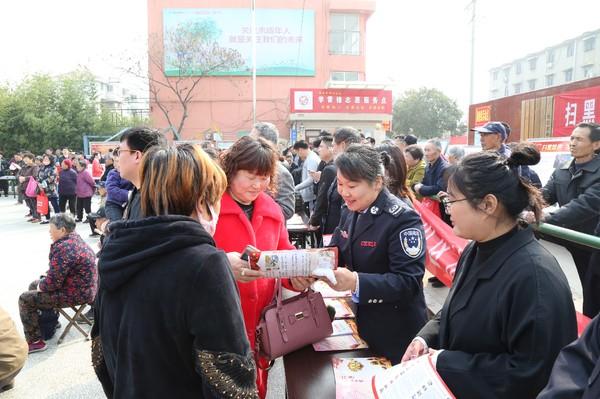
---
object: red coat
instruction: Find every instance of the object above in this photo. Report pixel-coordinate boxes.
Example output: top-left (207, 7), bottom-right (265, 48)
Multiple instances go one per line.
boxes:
top-left (213, 191), bottom-right (294, 398)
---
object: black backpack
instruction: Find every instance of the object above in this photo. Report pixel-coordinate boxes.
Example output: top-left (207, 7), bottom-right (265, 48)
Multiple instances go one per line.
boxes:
top-left (39, 309), bottom-right (60, 340)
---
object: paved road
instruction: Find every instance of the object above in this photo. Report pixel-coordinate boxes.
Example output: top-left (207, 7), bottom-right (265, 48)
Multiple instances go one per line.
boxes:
top-left (0, 196), bottom-right (285, 398)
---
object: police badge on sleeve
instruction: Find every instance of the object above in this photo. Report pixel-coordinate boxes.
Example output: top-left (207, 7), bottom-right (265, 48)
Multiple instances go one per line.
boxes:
top-left (399, 228), bottom-right (423, 258)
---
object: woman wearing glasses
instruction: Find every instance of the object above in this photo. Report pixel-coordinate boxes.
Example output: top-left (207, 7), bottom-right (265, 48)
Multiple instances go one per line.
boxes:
top-left (402, 145), bottom-right (577, 398)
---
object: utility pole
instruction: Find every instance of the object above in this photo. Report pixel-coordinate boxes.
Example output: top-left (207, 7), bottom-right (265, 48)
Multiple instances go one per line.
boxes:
top-left (469, 0), bottom-right (476, 105)
top-left (251, 0), bottom-right (257, 125)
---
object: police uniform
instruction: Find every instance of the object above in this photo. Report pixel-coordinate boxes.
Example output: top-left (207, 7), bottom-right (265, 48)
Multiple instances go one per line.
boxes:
top-left (329, 188), bottom-right (427, 364)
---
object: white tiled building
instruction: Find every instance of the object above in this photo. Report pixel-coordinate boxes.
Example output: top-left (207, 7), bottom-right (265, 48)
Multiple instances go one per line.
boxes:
top-left (489, 29), bottom-right (600, 99)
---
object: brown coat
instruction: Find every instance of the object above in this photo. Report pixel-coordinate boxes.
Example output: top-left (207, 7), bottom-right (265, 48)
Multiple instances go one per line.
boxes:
top-left (0, 306), bottom-right (28, 384)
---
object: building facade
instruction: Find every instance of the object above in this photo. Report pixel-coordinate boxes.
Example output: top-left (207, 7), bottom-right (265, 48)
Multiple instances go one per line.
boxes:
top-left (147, 0), bottom-right (376, 141)
top-left (489, 29), bottom-right (600, 100)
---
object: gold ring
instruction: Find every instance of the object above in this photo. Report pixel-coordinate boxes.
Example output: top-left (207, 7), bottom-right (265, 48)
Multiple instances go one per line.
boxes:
top-left (241, 269), bottom-right (245, 276)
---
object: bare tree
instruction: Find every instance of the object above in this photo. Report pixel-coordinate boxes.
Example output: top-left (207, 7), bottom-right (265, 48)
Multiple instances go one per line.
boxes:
top-left (127, 20), bottom-right (243, 139)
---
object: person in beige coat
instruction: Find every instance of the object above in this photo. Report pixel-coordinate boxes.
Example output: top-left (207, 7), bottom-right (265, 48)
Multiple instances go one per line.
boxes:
top-left (0, 306), bottom-right (28, 391)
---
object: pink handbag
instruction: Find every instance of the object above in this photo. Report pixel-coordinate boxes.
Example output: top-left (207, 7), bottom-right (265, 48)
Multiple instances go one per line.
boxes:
top-left (256, 279), bottom-right (332, 361)
top-left (25, 176), bottom-right (39, 198)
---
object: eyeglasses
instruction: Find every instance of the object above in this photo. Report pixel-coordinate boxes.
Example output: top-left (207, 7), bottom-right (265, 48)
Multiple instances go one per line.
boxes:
top-left (114, 148), bottom-right (139, 156)
top-left (441, 196), bottom-right (468, 213)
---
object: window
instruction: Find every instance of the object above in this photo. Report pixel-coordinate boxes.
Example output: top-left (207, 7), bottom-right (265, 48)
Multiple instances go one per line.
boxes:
top-left (513, 83), bottom-right (522, 94)
top-left (583, 64), bottom-right (594, 78)
top-left (515, 63), bottom-right (522, 75)
top-left (547, 50), bottom-right (555, 64)
top-left (567, 42), bottom-right (575, 57)
top-left (564, 68), bottom-right (573, 82)
top-left (329, 14), bottom-right (360, 55)
top-left (493, 70), bottom-right (499, 80)
top-left (584, 37), bottom-right (596, 52)
top-left (330, 71), bottom-right (360, 81)
top-left (528, 57), bottom-right (537, 71)
top-left (546, 74), bottom-right (554, 86)
top-left (528, 79), bottom-right (536, 91)
top-left (503, 67), bottom-right (511, 78)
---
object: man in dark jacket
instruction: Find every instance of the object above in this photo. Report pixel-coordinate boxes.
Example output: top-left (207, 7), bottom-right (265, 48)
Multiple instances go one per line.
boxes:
top-left (538, 314), bottom-right (600, 398)
top-left (310, 136), bottom-right (336, 235)
top-left (118, 127), bottom-right (166, 221)
top-left (414, 139), bottom-right (449, 197)
top-left (541, 122), bottom-right (600, 316)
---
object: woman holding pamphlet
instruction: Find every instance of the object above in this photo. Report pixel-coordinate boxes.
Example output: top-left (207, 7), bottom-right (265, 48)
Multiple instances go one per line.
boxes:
top-left (402, 147), bottom-right (577, 398)
top-left (214, 136), bottom-right (312, 399)
top-left (327, 145), bottom-right (428, 364)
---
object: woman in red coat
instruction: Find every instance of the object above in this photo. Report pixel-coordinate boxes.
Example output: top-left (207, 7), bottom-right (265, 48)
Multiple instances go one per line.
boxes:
top-left (214, 136), bottom-right (311, 398)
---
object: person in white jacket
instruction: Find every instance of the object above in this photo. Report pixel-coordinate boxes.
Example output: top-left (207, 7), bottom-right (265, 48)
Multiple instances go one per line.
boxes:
top-left (293, 140), bottom-right (320, 214)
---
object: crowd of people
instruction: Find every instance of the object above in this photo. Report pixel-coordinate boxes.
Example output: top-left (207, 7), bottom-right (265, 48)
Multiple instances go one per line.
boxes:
top-left (1, 120), bottom-right (600, 398)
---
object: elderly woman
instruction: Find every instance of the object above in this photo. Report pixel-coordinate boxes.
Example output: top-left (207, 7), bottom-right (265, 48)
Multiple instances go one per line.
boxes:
top-left (37, 154), bottom-right (60, 224)
top-left (214, 136), bottom-right (310, 399)
top-left (94, 144), bottom-right (257, 398)
top-left (402, 148), bottom-right (577, 397)
top-left (327, 145), bottom-right (427, 364)
top-left (18, 213), bottom-right (97, 353)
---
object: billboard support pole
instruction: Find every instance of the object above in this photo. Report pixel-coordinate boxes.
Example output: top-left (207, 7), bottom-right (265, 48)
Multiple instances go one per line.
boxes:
top-left (251, 0), bottom-right (257, 126)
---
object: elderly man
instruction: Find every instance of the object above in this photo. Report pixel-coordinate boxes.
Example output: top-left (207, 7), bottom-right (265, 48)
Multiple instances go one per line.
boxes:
top-left (250, 121), bottom-right (295, 220)
top-left (413, 139), bottom-right (449, 197)
top-left (542, 122), bottom-right (600, 317)
top-left (472, 121), bottom-right (511, 157)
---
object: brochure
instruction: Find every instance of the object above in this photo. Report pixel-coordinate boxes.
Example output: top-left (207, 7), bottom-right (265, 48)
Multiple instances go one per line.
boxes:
top-left (372, 354), bottom-right (455, 399)
top-left (324, 298), bottom-right (355, 319)
top-left (313, 333), bottom-right (369, 351)
top-left (246, 247), bottom-right (338, 283)
top-left (332, 357), bottom-right (391, 399)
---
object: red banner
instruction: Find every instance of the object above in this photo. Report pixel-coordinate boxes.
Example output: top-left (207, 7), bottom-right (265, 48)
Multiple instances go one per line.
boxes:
top-left (413, 199), bottom-right (468, 287)
top-left (290, 88), bottom-right (393, 114)
top-left (413, 199), bottom-right (591, 334)
top-left (553, 85), bottom-right (600, 137)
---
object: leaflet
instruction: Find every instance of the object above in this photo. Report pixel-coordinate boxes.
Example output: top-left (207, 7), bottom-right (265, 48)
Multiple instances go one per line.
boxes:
top-left (247, 247), bottom-right (338, 284)
top-left (313, 333), bottom-right (369, 351)
top-left (372, 354), bottom-right (455, 399)
top-left (331, 319), bottom-right (357, 337)
top-left (332, 357), bottom-right (391, 399)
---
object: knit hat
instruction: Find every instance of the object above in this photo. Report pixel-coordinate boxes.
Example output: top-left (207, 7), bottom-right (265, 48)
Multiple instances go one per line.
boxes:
top-left (62, 159), bottom-right (72, 168)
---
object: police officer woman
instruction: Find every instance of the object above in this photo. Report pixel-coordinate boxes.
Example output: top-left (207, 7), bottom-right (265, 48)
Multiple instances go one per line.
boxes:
top-left (327, 145), bottom-right (427, 364)
top-left (402, 148), bottom-right (577, 398)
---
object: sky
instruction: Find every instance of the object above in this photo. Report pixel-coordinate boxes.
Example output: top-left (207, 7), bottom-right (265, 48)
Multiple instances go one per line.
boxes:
top-left (1, 0), bottom-right (599, 117)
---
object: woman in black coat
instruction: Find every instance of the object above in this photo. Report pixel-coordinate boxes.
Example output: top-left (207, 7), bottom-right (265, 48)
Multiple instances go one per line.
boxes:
top-left (93, 144), bottom-right (258, 399)
top-left (402, 147), bottom-right (577, 398)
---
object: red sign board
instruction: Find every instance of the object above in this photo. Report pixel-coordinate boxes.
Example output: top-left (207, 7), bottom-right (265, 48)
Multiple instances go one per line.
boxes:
top-left (474, 105), bottom-right (491, 127)
top-left (290, 88), bottom-right (393, 114)
top-left (553, 85), bottom-right (600, 136)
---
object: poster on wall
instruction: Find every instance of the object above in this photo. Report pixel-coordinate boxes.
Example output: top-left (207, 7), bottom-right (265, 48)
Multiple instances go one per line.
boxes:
top-left (553, 85), bottom-right (600, 136)
top-left (163, 8), bottom-right (315, 76)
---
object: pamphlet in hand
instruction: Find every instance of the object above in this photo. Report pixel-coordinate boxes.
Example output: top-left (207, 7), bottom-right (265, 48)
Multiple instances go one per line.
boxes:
top-left (245, 246), bottom-right (338, 284)
top-left (372, 354), bottom-right (455, 399)
top-left (332, 357), bottom-right (392, 399)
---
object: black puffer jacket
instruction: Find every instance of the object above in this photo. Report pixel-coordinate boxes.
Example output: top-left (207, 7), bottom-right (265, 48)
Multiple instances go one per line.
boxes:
top-left (94, 215), bottom-right (257, 399)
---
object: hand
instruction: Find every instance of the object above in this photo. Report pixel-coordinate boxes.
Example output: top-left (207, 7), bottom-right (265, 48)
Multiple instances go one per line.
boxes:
top-left (309, 170), bottom-right (322, 183)
top-left (328, 268), bottom-right (357, 292)
top-left (401, 339), bottom-right (429, 363)
top-left (307, 224), bottom-right (320, 231)
top-left (18, 176), bottom-right (25, 183)
top-left (226, 252), bottom-right (264, 283)
top-left (290, 276), bottom-right (316, 291)
top-left (521, 211), bottom-right (536, 224)
top-left (414, 184), bottom-right (423, 194)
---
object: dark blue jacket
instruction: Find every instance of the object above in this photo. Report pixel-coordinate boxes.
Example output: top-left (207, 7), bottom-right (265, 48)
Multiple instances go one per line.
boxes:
top-left (105, 169), bottom-right (133, 206)
top-left (420, 157), bottom-right (449, 197)
top-left (330, 188), bottom-right (427, 363)
top-left (58, 168), bottom-right (78, 196)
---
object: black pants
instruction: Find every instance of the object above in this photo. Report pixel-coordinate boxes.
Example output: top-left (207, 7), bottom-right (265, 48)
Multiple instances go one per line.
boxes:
top-left (76, 197), bottom-right (92, 221)
top-left (25, 197), bottom-right (39, 219)
top-left (0, 179), bottom-right (8, 196)
top-left (583, 250), bottom-right (600, 318)
top-left (567, 244), bottom-right (592, 288)
top-left (43, 196), bottom-right (60, 220)
top-left (59, 195), bottom-right (76, 214)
